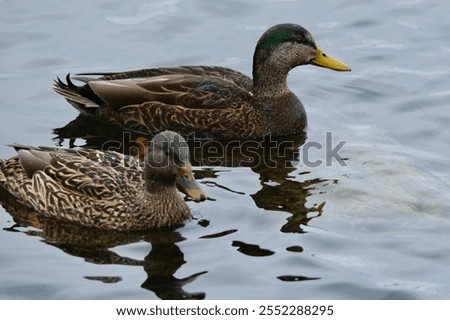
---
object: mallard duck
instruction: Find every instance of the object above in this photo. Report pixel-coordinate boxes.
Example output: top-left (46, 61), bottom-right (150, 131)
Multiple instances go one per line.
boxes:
top-left (0, 131), bottom-right (206, 230)
top-left (53, 23), bottom-right (350, 139)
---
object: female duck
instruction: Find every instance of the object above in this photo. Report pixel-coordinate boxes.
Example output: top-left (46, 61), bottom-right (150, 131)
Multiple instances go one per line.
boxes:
top-left (54, 23), bottom-right (350, 139)
top-left (0, 131), bottom-right (206, 230)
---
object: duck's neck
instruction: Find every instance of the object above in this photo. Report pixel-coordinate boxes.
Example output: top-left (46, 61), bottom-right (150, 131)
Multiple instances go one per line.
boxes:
top-left (251, 48), bottom-right (307, 136)
top-left (251, 48), bottom-right (291, 95)
top-left (138, 179), bottom-right (190, 228)
top-left (145, 179), bottom-right (175, 194)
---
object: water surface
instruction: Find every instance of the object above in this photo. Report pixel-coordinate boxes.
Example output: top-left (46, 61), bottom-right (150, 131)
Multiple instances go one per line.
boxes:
top-left (1, 0), bottom-right (450, 299)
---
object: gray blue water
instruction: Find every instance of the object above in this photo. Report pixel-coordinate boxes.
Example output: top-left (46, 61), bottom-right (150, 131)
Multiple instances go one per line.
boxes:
top-left (1, 0), bottom-right (450, 299)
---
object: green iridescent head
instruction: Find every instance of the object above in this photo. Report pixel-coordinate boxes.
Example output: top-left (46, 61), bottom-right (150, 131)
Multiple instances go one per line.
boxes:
top-left (257, 23), bottom-right (316, 50)
top-left (254, 23), bottom-right (351, 72)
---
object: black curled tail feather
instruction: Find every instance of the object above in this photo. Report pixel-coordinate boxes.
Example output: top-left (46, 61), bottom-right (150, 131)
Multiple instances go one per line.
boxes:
top-left (53, 73), bottom-right (103, 114)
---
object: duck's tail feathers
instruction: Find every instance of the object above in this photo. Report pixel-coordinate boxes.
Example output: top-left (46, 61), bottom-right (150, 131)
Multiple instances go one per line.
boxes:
top-left (53, 74), bottom-right (101, 115)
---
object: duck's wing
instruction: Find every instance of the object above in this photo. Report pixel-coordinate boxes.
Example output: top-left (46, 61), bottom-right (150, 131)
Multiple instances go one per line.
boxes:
top-left (38, 150), bottom-right (142, 200)
top-left (1, 145), bottom-right (77, 196)
top-left (0, 147), bottom-right (145, 227)
top-left (1, 147), bottom-right (142, 203)
top-left (88, 73), bottom-right (253, 110)
top-left (77, 66), bottom-right (253, 90)
top-left (53, 66), bottom-right (253, 111)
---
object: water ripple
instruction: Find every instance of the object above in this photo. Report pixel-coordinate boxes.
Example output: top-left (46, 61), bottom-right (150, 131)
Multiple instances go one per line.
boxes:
top-left (107, 0), bottom-right (182, 25)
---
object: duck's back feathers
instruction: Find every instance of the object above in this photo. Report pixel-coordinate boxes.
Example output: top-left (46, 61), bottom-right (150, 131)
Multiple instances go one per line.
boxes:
top-left (77, 66), bottom-right (253, 89)
top-left (87, 73), bottom-right (251, 110)
top-left (0, 147), bottom-right (143, 227)
top-left (54, 66), bottom-right (252, 110)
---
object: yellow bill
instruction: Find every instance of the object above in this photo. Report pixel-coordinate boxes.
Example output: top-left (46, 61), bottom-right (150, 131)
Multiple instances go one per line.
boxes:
top-left (311, 47), bottom-right (351, 72)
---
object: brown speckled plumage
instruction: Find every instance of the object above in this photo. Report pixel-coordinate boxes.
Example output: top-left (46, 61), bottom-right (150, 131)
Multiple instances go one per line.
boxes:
top-left (0, 131), bottom-right (206, 230)
top-left (53, 24), bottom-right (350, 139)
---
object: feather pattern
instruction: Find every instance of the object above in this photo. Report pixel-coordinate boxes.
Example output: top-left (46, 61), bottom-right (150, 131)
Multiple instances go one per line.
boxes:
top-left (0, 132), bottom-right (206, 230)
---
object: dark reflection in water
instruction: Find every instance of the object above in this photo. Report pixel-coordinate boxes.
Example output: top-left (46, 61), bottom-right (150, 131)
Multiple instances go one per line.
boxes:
top-left (277, 275), bottom-right (320, 282)
top-left (54, 115), bottom-right (328, 234)
top-left (231, 240), bottom-right (275, 257)
top-left (0, 187), bottom-right (206, 300)
top-left (140, 233), bottom-right (207, 300)
top-left (84, 276), bottom-right (122, 283)
top-left (248, 144), bottom-right (327, 233)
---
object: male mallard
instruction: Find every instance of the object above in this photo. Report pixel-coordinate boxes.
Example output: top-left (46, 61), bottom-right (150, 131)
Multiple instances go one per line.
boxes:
top-left (53, 23), bottom-right (350, 139)
top-left (0, 131), bottom-right (206, 230)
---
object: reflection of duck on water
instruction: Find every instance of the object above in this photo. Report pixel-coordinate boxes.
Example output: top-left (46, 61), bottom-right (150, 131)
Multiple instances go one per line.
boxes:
top-left (53, 23), bottom-right (350, 139)
top-left (191, 133), bottom-right (327, 233)
top-left (252, 165), bottom-right (327, 234)
top-left (0, 189), bottom-right (207, 299)
top-left (141, 233), bottom-right (207, 300)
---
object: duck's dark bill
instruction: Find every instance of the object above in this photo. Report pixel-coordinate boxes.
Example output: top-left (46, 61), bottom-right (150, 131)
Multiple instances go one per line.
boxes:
top-left (311, 47), bottom-right (351, 72)
top-left (176, 164), bottom-right (207, 202)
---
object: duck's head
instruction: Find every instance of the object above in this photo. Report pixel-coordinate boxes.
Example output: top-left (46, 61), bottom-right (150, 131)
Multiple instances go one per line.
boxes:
top-left (145, 131), bottom-right (206, 202)
top-left (253, 23), bottom-right (350, 86)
